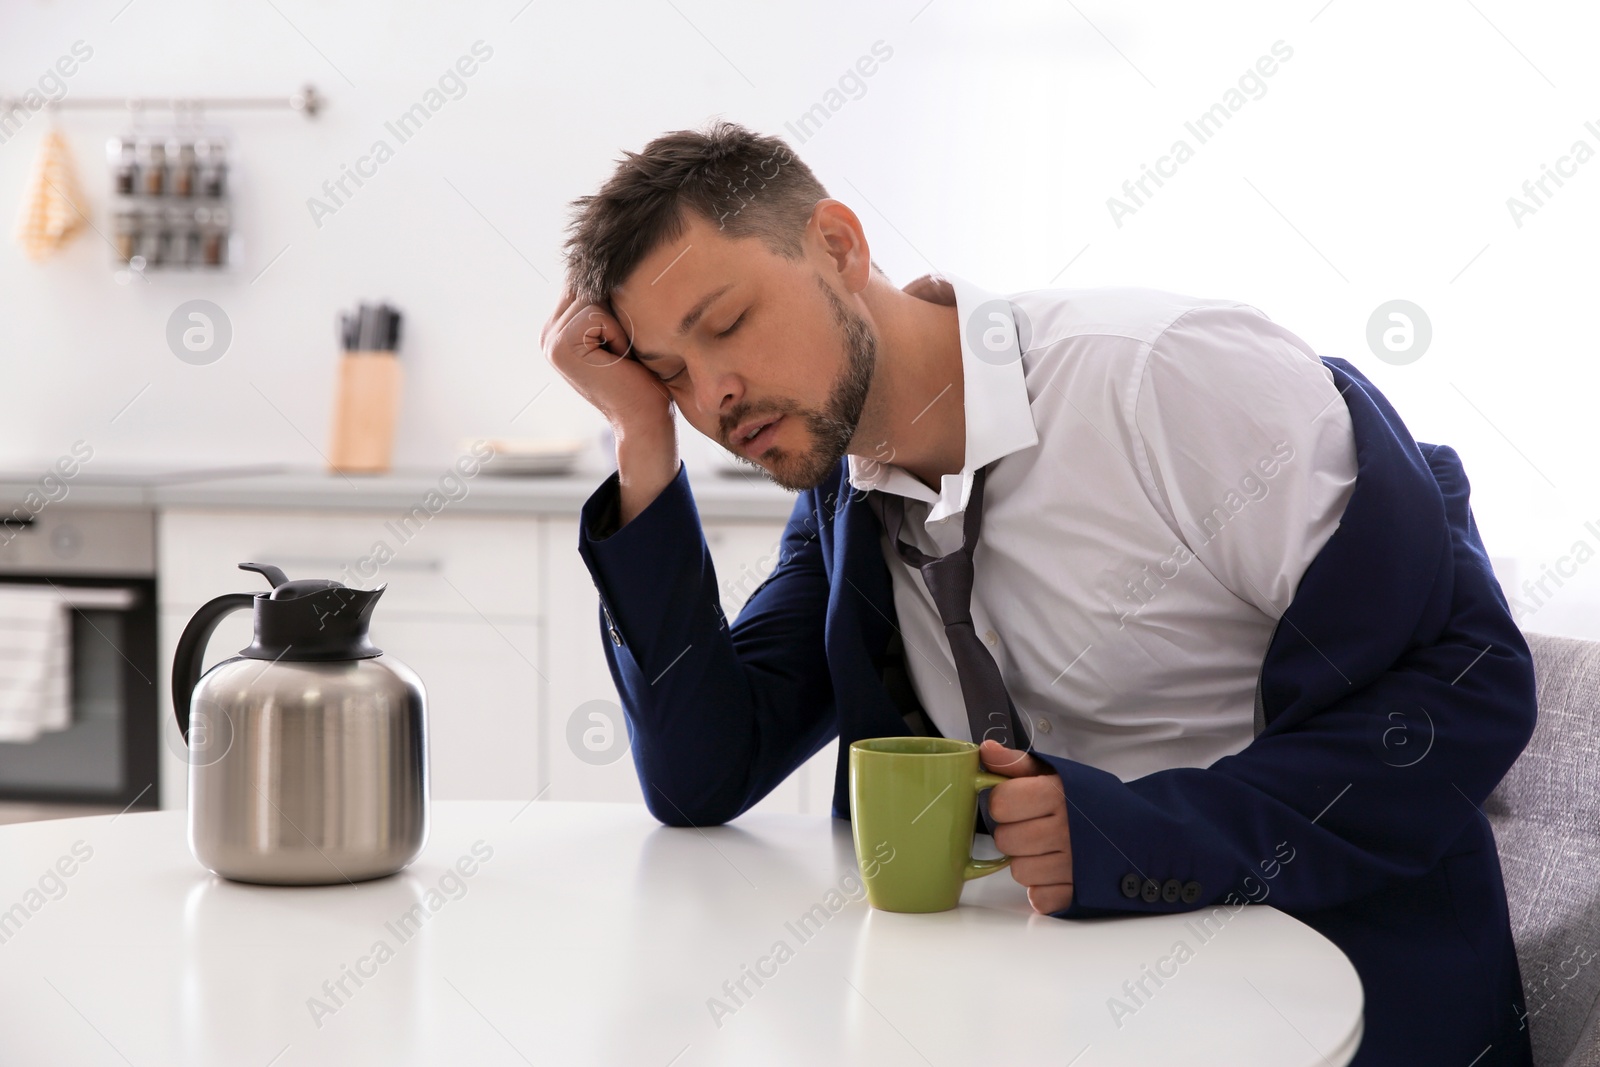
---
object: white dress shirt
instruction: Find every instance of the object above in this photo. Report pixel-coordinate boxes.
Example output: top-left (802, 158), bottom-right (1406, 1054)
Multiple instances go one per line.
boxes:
top-left (849, 274), bottom-right (1358, 782)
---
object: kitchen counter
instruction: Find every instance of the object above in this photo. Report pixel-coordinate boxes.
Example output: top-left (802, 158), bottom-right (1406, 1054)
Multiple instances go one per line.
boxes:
top-left (0, 461), bottom-right (799, 521)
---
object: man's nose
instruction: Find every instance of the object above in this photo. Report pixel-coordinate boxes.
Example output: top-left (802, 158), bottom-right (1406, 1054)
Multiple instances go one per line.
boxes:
top-left (694, 367), bottom-right (744, 431)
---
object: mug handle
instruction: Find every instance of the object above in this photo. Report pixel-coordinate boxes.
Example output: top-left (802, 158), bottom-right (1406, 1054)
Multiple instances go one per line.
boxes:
top-left (963, 771), bottom-right (1013, 881)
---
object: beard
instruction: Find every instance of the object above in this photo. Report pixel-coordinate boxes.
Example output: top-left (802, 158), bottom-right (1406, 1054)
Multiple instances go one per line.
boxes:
top-left (724, 273), bottom-right (878, 493)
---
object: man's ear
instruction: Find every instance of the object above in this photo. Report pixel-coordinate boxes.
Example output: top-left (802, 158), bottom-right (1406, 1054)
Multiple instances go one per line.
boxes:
top-left (901, 273), bottom-right (955, 306)
top-left (811, 199), bottom-right (875, 291)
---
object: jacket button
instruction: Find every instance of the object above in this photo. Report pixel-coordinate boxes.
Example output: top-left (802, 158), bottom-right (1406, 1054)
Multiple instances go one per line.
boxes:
top-left (1120, 872), bottom-right (1141, 899)
top-left (1181, 880), bottom-right (1202, 904)
top-left (1162, 878), bottom-right (1182, 903)
top-left (1140, 878), bottom-right (1160, 903)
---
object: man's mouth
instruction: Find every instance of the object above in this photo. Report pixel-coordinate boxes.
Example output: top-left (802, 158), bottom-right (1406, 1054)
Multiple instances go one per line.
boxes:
top-left (737, 415), bottom-right (782, 456)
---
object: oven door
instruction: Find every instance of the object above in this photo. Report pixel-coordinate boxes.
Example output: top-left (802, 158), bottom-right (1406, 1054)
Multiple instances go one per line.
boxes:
top-left (0, 576), bottom-right (159, 809)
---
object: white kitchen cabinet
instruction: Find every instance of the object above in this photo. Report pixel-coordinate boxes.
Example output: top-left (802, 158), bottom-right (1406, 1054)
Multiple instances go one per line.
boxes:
top-left (373, 617), bottom-right (543, 801)
top-left (157, 608), bottom-right (544, 808)
top-left (701, 521), bottom-right (789, 620)
top-left (159, 505), bottom-right (838, 820)
top-left (543, 517), bottom-right (840, 816)
top-left (158, 508), bottom-right (544, 810)
top-left (703, 521), bottom-right (840, 816)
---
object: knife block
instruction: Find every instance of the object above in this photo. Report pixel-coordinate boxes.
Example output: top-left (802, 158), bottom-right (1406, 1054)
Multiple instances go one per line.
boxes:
top-left (327, 351), bottom-right (402, 474)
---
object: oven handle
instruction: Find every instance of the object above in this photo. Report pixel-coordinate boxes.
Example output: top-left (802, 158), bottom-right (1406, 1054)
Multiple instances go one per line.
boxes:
top-left (171, 593), bottom-right (256, 745)
top-left (55, 587), bottom-right (139, 611)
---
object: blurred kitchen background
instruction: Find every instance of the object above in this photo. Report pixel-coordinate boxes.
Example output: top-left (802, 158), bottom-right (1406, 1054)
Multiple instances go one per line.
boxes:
top-left (0, 0), bottom-right (1595, 823)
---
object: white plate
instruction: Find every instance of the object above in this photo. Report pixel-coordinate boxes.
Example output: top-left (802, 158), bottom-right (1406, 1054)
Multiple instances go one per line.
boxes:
top-left (482, 458), bottom-right (578, 476)
top-left (466, 438), bottom-right (586, 477)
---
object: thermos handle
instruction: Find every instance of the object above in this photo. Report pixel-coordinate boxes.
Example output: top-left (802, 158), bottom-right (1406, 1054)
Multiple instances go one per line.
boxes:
top-left (172, 593), bottom-right (256, 745)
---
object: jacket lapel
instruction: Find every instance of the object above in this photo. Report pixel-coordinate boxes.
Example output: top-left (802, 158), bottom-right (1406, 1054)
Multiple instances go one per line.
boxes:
top-left (816, 470), bottom-right (917, 814)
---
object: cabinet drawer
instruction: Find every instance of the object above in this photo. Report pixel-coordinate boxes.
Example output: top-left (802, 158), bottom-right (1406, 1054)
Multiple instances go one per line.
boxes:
top-left (542, 517), bottom-right (831, 813)
top-left (703, 521), bottom-right (787, 619)
top-left (159, 508), bottom-right (541, 619)
top-left (158, 610), bottom-right (544, 808)
top-left (376, 617), bottom-right (543, 801)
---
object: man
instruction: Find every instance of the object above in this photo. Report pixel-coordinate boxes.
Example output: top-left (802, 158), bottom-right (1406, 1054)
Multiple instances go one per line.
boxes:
top-left (545, 120), bottom-right (1537, 1065)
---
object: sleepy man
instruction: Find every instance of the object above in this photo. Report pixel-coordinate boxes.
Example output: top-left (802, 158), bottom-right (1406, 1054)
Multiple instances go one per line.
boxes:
top-left (543, 119), bottom-right (1537, 1066)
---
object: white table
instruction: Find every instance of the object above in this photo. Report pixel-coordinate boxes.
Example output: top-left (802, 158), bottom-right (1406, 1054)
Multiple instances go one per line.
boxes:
top-left (0, 801), bottom-right (1363, 1065)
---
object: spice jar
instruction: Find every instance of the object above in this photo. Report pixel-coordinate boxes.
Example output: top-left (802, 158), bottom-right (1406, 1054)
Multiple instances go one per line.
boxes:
top-left (183, 205), bottom-right (204, 265)
top-left (107, 136), bottom-right (136, 196)
top-left (113, 210), bottom-right (139, 263)
top-left (161, 206), bottom-right (190, 266)
top-left (198, 206), bottom-right (228, 266)
top-left (136, 207), bottom-right (168, 265)
top-left (195, 139), bottom-right (226, 198)
top-left (169, 138), bottom-right (194, 198)
top-left (136, 139), bottom-right (165, 196)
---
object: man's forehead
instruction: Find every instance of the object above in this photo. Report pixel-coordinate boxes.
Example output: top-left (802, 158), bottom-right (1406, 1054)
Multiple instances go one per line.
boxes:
top-left (614, 240), bottom-right (742, 352)
top-left (615, 209), bottom-right (774, 308)
top-left (649, 280), bottom-right (731, 333)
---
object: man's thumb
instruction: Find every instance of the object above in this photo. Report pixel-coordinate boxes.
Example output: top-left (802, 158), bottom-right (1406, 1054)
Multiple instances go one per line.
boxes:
top-left (980, 738), bottom-right (1049, 777)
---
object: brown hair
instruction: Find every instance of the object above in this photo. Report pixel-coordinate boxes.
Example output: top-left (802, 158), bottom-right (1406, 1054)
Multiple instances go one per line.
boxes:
top-left (562, 119), bottom-right (881, 306)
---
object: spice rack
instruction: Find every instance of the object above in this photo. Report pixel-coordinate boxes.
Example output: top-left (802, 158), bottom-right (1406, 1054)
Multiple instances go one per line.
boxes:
top-left (108, 126), bottom-right (236, 273)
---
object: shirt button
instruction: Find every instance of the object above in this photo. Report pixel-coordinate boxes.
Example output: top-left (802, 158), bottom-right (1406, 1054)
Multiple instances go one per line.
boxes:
top-left (984, 629), bottom-right (998, 646)
top-left (1035, 717), bottom-right (1052, 734)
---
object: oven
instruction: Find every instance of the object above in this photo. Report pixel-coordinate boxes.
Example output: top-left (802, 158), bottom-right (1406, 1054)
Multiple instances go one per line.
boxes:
top-left (0, 506), bottom-right (159, 810)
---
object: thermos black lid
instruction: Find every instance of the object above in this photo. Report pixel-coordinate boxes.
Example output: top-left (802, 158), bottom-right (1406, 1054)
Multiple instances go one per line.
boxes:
top-left (237, 562), bottom-right (384, 661)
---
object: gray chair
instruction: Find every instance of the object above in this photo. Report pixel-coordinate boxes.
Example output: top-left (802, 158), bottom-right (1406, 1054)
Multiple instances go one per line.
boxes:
top-left (1484, 631), bottom-right (1600, 1066)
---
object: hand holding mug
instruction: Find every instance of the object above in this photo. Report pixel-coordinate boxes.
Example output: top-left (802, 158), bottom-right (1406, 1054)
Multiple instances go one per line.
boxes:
top-left (979, 739), bottom-right (1074, 915)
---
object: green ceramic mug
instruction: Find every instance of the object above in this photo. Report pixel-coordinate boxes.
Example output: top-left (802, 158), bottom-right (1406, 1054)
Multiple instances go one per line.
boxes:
top-left (848, 737), bottom-right (1013, 913)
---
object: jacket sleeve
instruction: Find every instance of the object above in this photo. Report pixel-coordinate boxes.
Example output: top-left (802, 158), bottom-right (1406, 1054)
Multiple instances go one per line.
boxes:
top-left (1040, 439), bottom-right (1537, 919)
top-left (575, 461), bottom-right (838, 826)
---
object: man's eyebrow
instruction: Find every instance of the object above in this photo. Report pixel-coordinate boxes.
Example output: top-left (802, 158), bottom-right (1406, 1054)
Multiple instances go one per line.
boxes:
top-left (630, 282), bottom-right (735, 362)
top-left (677, 282), bottom-right (735, 335)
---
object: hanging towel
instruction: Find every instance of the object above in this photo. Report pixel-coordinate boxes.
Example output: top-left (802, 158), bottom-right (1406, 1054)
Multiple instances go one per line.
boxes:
top-left (13, 127), bottom-right (88, 262)
top-left (0, 586), bottom-right (72, 743)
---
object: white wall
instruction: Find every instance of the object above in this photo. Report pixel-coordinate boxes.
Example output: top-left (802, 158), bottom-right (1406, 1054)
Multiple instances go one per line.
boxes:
top-left (2, 0), bottom-right (1597, 637)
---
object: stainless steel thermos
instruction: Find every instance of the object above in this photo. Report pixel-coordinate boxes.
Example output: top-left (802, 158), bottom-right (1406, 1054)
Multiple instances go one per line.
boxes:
top-left (171, 562), bottom-right (428, 885)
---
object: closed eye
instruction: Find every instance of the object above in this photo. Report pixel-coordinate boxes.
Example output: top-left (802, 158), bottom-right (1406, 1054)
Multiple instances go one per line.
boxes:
top-left (656, 311), bottom-right (745, 384)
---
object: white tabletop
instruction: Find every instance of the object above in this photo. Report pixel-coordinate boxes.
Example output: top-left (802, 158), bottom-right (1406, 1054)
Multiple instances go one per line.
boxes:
top-left (0, 801), bottom-right (1362, 1066)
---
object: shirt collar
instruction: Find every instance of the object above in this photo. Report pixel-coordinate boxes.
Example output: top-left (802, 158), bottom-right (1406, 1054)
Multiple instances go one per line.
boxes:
top-left (846, 272), bottom-right (1039, 523)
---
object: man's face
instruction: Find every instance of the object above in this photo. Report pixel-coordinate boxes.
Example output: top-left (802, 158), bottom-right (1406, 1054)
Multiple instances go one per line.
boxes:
top-left (610, 211), bottom-right (878, 493)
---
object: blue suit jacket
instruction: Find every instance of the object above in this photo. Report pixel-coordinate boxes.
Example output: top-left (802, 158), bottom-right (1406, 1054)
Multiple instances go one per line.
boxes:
top-left (577, 356), bottom-right (1537, 1065)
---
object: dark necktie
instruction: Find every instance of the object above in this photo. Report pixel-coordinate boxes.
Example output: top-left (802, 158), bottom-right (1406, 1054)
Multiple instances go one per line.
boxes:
top-left (875, 463), bottom-right (1031, 752)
